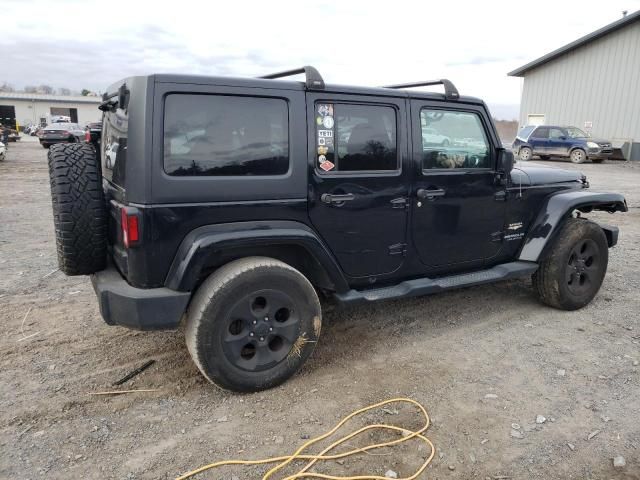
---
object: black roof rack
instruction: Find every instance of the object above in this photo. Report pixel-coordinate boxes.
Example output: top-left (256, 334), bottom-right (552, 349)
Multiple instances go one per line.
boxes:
top-left (383, 79), bottom-right (459, 100)
top-left (259, 66), bottom-right (325, 90)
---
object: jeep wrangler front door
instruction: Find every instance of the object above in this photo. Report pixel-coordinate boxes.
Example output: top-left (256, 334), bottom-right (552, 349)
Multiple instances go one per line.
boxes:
top-left (307, 94), bottom-right (410, 278)
top-left (410, 103), bottom-right (506, 269)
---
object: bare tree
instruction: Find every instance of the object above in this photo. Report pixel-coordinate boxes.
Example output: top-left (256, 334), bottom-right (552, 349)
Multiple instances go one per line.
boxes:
top-left (38, 85), bottom-right (54, 94)
top-left (58, 87), bottom-right (71, 96)
top-left (0, 82), bottom-right (15, 92)
top-left (24, 86), bottom-right (37, 93)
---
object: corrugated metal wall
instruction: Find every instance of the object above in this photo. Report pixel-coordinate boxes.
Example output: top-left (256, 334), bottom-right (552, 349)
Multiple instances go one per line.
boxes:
top-left (519, 20), bottom-right (640, 158)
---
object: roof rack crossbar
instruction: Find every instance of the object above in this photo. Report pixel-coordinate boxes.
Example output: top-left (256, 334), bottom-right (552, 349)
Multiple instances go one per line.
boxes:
top-left (383, 79), bottom-right (459, 100)
top-left (259, 66), bottom-right (325, 90)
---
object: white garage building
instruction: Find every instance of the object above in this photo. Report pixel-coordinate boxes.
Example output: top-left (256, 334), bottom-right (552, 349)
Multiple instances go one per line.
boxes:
top-left (508, 10), bottom-right (640, 160)
top-left (0, 92), bottom-right (102, 130)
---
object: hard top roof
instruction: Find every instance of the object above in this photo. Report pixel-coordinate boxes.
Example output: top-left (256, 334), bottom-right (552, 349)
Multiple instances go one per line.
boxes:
top-left (107, 71), bottom-right (485, 106)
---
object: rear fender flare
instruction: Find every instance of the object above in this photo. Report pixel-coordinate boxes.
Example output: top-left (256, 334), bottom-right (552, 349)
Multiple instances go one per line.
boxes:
top-left (164, 220), bottom-right (349, 293)
top-left (518, 191), bottom-right (627, 262)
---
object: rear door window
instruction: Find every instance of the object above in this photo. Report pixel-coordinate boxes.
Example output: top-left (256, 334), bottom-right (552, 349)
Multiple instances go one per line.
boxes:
top-left (163, 94), bottom-right (289, 176)
top-left (531, 127), bottom-right (549, 139)
top-left (314, 103), bottom-right (397, 173)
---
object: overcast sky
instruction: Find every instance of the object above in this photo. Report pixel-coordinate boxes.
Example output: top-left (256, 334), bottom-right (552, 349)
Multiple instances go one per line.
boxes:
top-left (3, 0), bottom-right (639, 119)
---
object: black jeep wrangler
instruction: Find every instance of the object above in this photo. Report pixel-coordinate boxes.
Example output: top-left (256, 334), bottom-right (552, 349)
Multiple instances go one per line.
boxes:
top-left (47, 67), bottom-right (627, 392)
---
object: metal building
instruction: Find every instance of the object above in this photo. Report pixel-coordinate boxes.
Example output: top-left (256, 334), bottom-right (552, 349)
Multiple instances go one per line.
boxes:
top-left (0, 92), bottom-right (101, 130)
top-left (508, 10), bottom-right (640, 160)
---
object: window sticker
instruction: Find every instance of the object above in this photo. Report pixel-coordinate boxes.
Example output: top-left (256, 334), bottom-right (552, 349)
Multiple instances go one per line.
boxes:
top-left (319, 160), bottom-right (335, 171)
top-left (318, 104), bottom-right (333, 117)
top-left (316, 103), bottom-right (336, 172)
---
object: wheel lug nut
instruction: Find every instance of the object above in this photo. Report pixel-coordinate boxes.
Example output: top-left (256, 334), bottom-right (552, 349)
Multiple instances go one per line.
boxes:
top-left (264, 316), bottom-right (269, 321)
top-left (259, 337), bottom-right (264, 342)
top-left (252, 320), bottom-right (257, 325)
top-left (249, 332), bottom-right (254, 337)
top-left (269, 327), bottom-right (273, 332)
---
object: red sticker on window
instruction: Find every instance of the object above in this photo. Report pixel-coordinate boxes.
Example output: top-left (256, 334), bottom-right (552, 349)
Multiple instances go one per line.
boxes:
top-left (319, 160), bottom-right (335, 172)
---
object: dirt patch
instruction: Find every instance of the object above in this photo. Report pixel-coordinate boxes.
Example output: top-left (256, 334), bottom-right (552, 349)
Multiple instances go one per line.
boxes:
top-left (1, 140), bottom-right (639, 479)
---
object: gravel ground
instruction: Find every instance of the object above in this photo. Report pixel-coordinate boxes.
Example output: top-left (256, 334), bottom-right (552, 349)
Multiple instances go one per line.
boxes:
top-left (1, 138), bottom-right (639, 479)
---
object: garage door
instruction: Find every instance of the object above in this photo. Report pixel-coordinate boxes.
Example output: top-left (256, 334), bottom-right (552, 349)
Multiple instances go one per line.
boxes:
top-left (527, 114), bottom-right (545, 126)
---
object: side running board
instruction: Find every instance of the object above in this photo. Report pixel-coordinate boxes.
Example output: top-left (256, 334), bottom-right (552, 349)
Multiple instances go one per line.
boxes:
top-left (334, 261), bottom-right (538, 305)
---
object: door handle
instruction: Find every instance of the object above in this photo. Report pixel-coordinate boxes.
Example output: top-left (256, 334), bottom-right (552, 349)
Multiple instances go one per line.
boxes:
top-left (416, 188), bottom-right (445, 200)
top-left (321, 193), bottom-right (355, 204)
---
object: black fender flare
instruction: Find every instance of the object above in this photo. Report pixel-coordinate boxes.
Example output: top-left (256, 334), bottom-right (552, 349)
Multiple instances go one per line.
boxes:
top-left (164, 220), bottom-right (349, 293)
top-left (518, 191), bottom-right (627, 262)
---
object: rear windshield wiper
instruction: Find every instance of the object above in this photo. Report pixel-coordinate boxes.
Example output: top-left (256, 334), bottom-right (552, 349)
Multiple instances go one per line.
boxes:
top-left (98, 99), bottom-right (118, 112)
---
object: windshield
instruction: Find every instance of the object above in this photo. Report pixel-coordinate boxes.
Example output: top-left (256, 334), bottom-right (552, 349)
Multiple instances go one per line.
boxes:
top-left (566, 127), bottom-right (588, 138)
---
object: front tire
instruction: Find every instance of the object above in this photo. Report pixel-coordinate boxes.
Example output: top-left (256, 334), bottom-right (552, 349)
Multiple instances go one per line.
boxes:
top-left (519, 147), bottom-right (532, 161)
top-left (185, 257), bottom-right (322, 392)
top-left (570, 148), bottom-right (586, 164)
top-left (533, 218), bottom-right (608, 310)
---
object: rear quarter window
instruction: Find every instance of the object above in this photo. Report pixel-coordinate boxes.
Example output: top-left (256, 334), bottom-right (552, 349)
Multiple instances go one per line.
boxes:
top-left (102, 108), bottom-right (128, 186)
top-left (163, 94), bottom-right (289, 176)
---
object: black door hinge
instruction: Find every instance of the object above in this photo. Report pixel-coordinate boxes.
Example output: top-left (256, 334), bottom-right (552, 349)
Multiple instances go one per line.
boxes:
top-left (390, 197), bottom-right (409, 209)
top-left (491, 231), bottom-right (503, 242)
top-left (388, 243), bottom-right (408, 256)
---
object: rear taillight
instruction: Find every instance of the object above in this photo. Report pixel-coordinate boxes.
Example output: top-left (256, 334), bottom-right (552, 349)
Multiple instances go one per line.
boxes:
top-left (61, 131), bottom-right (70, 136)
top-left (121, 208), bottom-right (140, 248)
top-left (84, 130), bottom-right (91, 142)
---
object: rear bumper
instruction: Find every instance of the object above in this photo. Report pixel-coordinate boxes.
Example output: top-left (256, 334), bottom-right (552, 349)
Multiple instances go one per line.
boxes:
top-left (91, 265), bottom-right (190, 330)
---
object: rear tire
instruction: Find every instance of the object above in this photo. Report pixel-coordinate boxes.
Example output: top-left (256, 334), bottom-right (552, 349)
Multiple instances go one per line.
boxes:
top-left (533, 218), bottom-right (608, 310)
top-left (519, 147), bottom-right (532, 161)
top-left (48, 143), bottom-right (107, 275)
top-left (570, 148), bottom-right (586, 164)
top-left (185, 257), bottom-right (322, 392)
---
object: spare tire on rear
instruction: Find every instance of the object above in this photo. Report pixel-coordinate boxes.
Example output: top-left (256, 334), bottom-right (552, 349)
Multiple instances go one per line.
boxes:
top-left (48, 143), bottom-right (107, 275)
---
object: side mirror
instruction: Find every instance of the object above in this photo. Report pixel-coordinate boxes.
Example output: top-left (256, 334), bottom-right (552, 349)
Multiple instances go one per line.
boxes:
top-left (497, 148), bottom-right (515, 173)
top-left (559, 135), bottom-right (567, 140)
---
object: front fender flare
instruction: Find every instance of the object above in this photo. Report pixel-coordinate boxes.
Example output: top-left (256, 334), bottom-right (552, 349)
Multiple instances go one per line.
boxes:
top-left (164, 220), bottom-right (349, 293)
top-left (518, 191), bottom-right (627, 262)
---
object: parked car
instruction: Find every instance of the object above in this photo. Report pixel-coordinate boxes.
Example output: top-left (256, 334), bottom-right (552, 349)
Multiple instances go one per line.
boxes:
top-left (39, 123), bottom-right (85, 148)
top-left (512, 125), bottom-right (613, 163)
top-left (84, 122), bottom-right (102, 144)
top-left (422, 127), bottom-right (450, 146)
top-left (0, 141), bottom-right (5, 161)
top-left (47, 69), bottom-right (627, 392)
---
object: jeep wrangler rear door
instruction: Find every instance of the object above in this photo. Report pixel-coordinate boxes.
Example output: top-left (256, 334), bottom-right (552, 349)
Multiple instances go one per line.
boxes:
top-left (410, 102), bottom-right (506, 269)
top-left (306, 93), bottom-right (410, 278)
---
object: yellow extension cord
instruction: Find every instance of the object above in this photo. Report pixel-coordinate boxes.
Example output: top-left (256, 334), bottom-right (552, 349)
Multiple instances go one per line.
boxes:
top-left (176, 398), bottom-right (435, 480)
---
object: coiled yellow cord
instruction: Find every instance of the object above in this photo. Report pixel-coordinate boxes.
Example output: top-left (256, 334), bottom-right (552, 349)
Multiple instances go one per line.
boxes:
top-left (176, 398), bottom-right (435, 480)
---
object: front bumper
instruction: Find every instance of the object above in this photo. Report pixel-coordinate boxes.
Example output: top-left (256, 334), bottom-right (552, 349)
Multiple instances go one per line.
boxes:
top-left (587, 148), bottom-right (613, 159)
top-left (91, 264), bottom-right (190, 330)
top-left (598, 223), bottom-right (619, 247)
